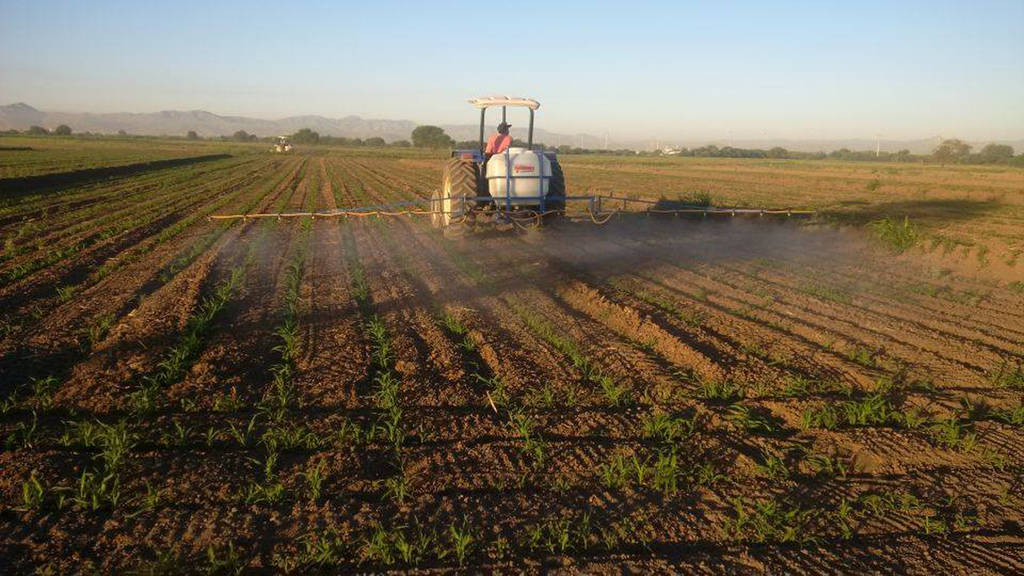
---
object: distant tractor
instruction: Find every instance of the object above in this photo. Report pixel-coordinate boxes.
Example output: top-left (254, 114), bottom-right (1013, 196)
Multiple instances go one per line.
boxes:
top-left (430, 96), bottom-right (565, 234)
top-left (273, 136), bottom-right (292, 153)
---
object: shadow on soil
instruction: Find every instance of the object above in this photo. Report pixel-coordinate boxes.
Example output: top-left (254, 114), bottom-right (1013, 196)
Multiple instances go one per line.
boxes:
top-left (0, 153), bottom-right (232, 197)
top-left (818, 198), bottom-right (1001, 227)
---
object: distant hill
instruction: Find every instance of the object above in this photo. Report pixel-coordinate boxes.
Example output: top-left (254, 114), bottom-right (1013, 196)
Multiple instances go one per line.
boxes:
top-left (0, 103), bottom-right (419, 141)
top-left (0, 102), bottom-right (47, 128)
top-left (2, 103), bottom-right (1020, 155)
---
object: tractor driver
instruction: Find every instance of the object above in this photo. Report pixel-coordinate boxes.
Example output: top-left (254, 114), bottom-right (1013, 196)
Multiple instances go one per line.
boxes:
top-left (485, 121), bottom-right (512, 157)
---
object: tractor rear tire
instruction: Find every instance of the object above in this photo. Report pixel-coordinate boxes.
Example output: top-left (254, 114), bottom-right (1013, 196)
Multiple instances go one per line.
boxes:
top-left (545, 157), bottom-right (566, 218)
top-left (440, 158), bottom-right (479, 233)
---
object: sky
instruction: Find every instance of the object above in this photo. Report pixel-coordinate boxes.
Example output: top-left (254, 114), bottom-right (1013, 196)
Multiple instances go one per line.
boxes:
top-left (1, 0), bottom-right (1022, 141)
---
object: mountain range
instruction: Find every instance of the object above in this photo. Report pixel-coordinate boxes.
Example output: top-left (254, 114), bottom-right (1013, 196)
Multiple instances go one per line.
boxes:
top-left (2, 103), bottom-right (1021, 155)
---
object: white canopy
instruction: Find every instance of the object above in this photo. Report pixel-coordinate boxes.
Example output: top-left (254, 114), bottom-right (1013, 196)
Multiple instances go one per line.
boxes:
top-left (468, 96), bottom-right (540, 110)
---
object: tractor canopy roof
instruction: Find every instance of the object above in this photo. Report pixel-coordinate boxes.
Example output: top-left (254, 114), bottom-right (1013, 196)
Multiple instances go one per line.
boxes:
top-left (468, 96), bottom-right (540, 110)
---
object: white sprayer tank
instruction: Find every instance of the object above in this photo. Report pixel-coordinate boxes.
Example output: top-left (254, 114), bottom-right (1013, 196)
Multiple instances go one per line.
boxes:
top-left (486, 148), bottom-right (550, 204)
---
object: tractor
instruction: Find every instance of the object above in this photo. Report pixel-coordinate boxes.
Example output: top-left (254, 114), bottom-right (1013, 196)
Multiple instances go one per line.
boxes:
top-left (429, 96), bottom-right (565, 234)
top-left (210, 96), bottom-right (815, 226)
top-left (273, 136), bottom-right (292, 153)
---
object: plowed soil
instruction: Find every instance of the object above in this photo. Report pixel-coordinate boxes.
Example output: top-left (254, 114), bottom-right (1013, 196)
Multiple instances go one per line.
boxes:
top-left (1, 143), bottom-right (1022, 574)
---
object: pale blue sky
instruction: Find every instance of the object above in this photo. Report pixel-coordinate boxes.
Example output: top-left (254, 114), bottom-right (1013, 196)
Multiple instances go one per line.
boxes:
top-left (2, 0), bottom-right (1021, 140)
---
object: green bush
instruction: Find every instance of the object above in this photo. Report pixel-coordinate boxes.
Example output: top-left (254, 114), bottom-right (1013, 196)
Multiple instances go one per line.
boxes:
top-left (868, 216), bottom-right (918, 253)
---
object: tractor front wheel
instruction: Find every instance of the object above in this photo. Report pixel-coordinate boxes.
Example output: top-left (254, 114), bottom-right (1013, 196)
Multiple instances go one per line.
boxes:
top-left (429, 189), bottom-right (444, 229)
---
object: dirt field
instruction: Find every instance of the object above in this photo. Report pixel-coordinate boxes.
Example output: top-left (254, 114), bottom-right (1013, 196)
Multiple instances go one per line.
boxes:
top-left (1, 137), bottom-right (1023, 573)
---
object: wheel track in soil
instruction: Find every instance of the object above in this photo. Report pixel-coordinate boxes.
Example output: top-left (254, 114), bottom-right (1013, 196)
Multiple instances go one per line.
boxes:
top-left (166, 159), bottom-right (315, 407)
top-left (330, 160), bottom-right (608, 506)
top-left (369, 224), bottom-right (588, 498)
top-left (331, 158), bottom-right (578, 400)
top-left (333, 176), bottom-right (760, 545)
top-left (342, 170), bottom-right (520, 412)
top-left (293, 157), bottom-right (368, 408)
top-left (350, 219), bottom-right (465, 403)
top-left (332, 159), bottom-right (484, 403)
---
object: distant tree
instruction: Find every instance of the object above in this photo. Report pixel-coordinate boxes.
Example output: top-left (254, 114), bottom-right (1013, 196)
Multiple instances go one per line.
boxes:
top-left (186, 130), bottom-right (199, 140)
top-left (932, 139), bottom-right (971, 164)
top-left (349, 138), bottom-right (364, 146)
top-left (232, 130), bottom-right (254, 142)
top-left (27, 125), bottom-right (48, 135)
top-left (767, 146), bottom-right (788, 159)
top-left (390, 139), bottom-right (411, 147)
top-left (117, 129), bottom-right (128, 136)
top-left (54, 124), bottom-right (72, 136)
top-left (364, 136), bottom-right (386, 147)
top-left (977, 143), bottom-right (1014, 164)
top-left (692, 145), bottom-right (720, 157)
top-left (291, 128), bottom-right (320, 144)
top-left (411, 125), bottom-right (453, 148)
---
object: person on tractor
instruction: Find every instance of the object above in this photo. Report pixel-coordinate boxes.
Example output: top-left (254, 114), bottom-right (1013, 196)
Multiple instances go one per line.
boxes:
top-left (485, 121), bottom-right (512, 157)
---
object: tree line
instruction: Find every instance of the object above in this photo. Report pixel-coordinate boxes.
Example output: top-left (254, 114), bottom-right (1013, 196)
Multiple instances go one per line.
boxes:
top-left (5, 124), bottom-right (1021, 165)
top-left (276, 126), bottom-right (1024, 166)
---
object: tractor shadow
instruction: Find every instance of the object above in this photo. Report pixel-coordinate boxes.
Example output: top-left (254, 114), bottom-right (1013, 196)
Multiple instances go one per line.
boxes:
top-left (818, 197), bottom-right (1002, 227)
top-left (531, 216), bottom-right (840, 271)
